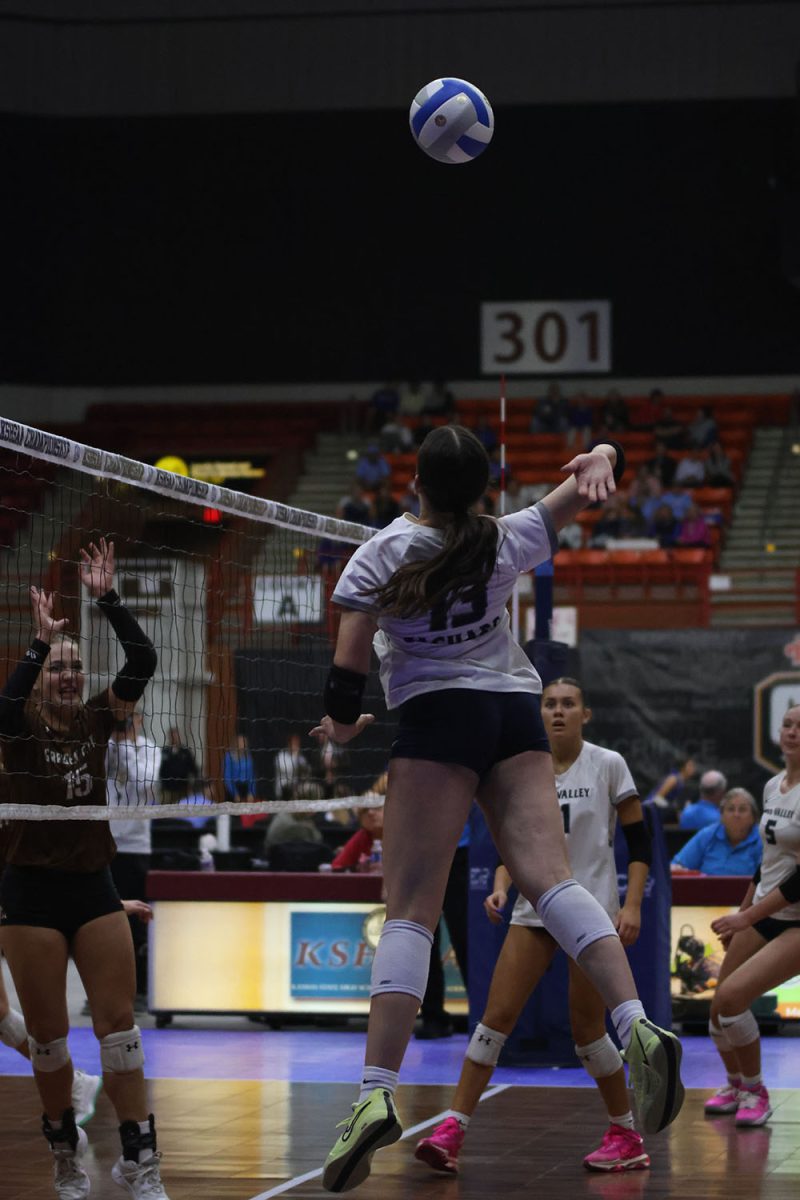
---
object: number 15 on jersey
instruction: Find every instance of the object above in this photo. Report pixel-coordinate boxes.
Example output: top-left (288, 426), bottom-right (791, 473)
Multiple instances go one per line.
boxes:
top-left (481, 300), bottom-right (611, 374)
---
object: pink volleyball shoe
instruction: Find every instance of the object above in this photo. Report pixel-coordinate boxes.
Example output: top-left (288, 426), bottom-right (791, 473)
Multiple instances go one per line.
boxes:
top-left (414, 1117), bottom-right (465, 1174)
top-left (583, 1125), bottom-right (650, 1173)
top-left (704, 1082), bottom-right (742, 1115)
top-left (735, 1085), bottom-right (772, 1127)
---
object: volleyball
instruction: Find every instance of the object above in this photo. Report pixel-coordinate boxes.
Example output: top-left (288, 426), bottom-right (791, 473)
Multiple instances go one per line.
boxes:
top-left (409, 78), bottom-right (494, 164)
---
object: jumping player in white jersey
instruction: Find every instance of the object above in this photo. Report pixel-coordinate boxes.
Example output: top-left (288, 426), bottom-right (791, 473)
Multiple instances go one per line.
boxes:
top-left (314, 426), bottom-right (683, 1193)
top-left (415, 677), bottom-right (653, 1175)
top-left (705, 704), bottom-right (800, 1127)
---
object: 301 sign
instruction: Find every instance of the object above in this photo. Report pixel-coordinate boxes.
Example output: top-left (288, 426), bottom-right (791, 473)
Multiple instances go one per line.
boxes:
top-left (481, 300), bottom-right (611, 374)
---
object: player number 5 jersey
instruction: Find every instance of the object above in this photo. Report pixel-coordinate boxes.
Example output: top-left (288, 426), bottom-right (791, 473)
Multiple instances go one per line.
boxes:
top-left (755, 773), bottom-right (800, 921)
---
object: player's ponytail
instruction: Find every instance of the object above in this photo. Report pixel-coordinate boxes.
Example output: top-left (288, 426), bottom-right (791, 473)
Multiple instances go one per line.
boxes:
top-left (365, 426), bottom-right (500, 619)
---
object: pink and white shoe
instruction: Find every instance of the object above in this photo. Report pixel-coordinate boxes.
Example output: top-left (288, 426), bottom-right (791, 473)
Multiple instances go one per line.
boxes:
top-left (583, 1125), bottom-right (650, 1173)
top-left (704, 1083), bottom-right (742, 1116)
top-left (415, 1117), bottom-right (465, 1174)
top-left (735, 1085), bottom-right (772, 1127)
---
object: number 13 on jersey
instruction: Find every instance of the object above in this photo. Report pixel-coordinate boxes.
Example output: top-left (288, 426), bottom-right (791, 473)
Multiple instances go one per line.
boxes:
top-left (481, 300), bottom-right (611, 374)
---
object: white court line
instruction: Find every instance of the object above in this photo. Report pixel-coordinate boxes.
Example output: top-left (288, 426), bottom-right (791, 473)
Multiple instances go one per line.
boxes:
top-left (246, 1083), bottom-right (510, 1200)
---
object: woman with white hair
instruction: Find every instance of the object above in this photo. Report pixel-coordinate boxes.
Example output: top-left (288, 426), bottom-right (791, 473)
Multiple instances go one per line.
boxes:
top-left (679, 769), bottom-right (728, 830)
top-left (671, 789), bottom-right (761, 876)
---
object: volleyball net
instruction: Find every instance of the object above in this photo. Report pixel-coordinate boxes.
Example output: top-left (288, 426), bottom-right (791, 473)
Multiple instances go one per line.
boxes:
top-left (0, 419), bottom-right (391, 821)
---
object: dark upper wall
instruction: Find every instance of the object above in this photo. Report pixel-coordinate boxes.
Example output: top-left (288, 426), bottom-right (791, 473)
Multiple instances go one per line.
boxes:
top-left (0, 1), bottom-right (798, 115)
top-left (3, 99), bottom-right (799, 385)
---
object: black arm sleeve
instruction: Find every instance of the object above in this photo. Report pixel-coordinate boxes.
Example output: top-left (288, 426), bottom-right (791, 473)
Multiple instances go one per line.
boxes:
top-left (752, 865), bottom-right (761, 887)
top-left (0, 639), bottom-right (49, 736)
top-left (323, 664), bottom-right (366, 725)
top-left (621, 818), bottom-right (652, 867)
top-left (96, 589), bottom-right (157, 702)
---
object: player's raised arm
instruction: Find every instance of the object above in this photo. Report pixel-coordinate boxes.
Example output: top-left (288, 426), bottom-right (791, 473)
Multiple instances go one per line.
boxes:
top-left (540, 441), bottom-right (626, 532)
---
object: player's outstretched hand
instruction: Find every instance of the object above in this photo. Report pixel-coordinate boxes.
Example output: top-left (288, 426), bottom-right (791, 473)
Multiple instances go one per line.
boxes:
top-left (30, 586), bottom-right (69, 641)
top-left (483, 889), bottom-right (508, 925)
top-left (560, 449), bottom-right (615, 504)
top-left (79, 536), bottom-right (116, 598)
top-left (310, 713), bottom-right (375, 745)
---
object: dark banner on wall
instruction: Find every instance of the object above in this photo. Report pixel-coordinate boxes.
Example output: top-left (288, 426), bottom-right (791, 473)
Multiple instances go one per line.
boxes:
top-left (576, 627), bottom-right (800, 804)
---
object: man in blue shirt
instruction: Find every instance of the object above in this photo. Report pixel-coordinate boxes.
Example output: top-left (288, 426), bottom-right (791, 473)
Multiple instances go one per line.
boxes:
top-left (679, 769), bottom-right (727, 830)
top-left (672, 788), bottom-right (761, 876)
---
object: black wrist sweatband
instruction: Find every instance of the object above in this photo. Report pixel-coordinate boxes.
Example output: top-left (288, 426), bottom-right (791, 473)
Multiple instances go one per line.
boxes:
top-left (96, 588), bottom-right (157, 702)
top-left (603, 439), bottom-right (627, 484)
top-left (622, 819), bottom-right (652, 866)
top-left (779, 865), bottom-right (800, 905)
top-left (324, 664), bottom-right (366, 725)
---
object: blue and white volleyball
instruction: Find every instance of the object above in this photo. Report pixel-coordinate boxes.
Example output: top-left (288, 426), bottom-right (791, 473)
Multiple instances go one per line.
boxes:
top-left (409, 78), bottom-right (494, 164)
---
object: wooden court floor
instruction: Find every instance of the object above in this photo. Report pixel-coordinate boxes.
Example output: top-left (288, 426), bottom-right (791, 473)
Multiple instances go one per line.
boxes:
top-left (3, 1078), bottom-right (800, 1200)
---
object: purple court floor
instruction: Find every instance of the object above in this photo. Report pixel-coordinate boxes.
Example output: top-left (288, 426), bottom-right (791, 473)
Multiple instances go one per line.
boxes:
top-left (3, 1026), bottom-right (800, 1089)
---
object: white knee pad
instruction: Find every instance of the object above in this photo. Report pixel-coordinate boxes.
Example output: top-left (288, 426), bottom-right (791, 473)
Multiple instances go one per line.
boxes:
top-left (467, 1023), bottom-right (507, 1066)
top-left (370, 919), bottom-right (434, 1002)
top-left (708, 1018), bottom-right (732, 1052)
top-left (100, 1026), bottom-right (145, 1073)
top-left (535, 879), bottom-right (617, 962)
top-left (575, 1034), bottom-right (623, 1080)
top-left (718, 1010), bottom-right (759, 1048)
top-left (0, 1007), bottom-right (27, 1049)
top-left (29, 1035), bottom-right (70, 1073)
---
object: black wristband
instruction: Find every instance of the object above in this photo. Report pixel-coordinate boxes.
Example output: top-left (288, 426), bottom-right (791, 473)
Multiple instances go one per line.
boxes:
top-left (603, 439), bottom-right (627, 484)
top-left (96, 588), bottom-right (122, 610)
top-left (324, 664), bottom-right (367, 725)
top-left (96, 587), bottom-right (157, 702)
top-left (28, 639), bottom-right (51, 664)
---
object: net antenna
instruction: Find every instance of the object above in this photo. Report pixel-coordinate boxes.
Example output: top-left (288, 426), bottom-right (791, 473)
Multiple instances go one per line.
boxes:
top-left (0, 419), bottom-right (388, 822)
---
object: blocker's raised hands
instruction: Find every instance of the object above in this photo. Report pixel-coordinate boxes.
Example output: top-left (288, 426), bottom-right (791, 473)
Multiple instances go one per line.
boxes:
top-left (30, 586), bottom-right (69, 642)
top-left (79, 536), bottom-right (116, 598)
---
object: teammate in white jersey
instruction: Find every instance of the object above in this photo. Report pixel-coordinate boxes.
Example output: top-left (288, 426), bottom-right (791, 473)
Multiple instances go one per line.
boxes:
top-left (706, 704), bottom-right (800, 1128)
top-left (416, 678), bottom-right (653, 1175)
top-left (315, 425), bottom-right (683, 1194)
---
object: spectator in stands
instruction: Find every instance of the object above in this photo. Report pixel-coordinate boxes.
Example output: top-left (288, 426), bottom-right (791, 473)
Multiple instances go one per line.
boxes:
top-left (633, 475), bottom-right (665, 528)
top-left (367, 382), bottom-right (400, 433)
top-left (645, 440), bottom-right (678, 488)
top-left (590, 496), bottom-right (646, 546)
top-left (677, 502), bottom-right (711, 548)
top-left (424, 380), bottom-right (456, 417)
top-left (653, 407), bottom-right (687, 450)
top-left (331, 804), bottom-right (385, 870)
top-left (317, 536), bottom-right (352, 581)
top-left (371, 478), bottom-right (401, 529)
top-left (687, 406), bottom-right (719, 449)
top-left (661, 483), bottom-right (693, 521)
top-left (378, 417), bottom-right (413, 454)
top-left (529, 383), bottom-right (568, 434)
top-left (311, 731), bottom-right (349, 799)
top-left (265, 805), bottom-right (324, 848)
top-left (224, 733), bottom-right (257, 803)
top-left (632, 388), bottom-right (664, 431)
top-left (107, 712), bottom-right (161, 1008)
top-left (355, 444), bottom-right (391, 491)
top-left (647, 758), bottom-right (697, 823)
top-left (398, 380), bottom-right (432, 417)
top-left (338, 480), bottom-right (373, 525)
top-left (273, 731), bottom-right (310, 800)
top-left (473, 419), bottom-right (497, 453)
top-left (566, 392), bottom-right (594, 448)
top-left (501, 478), bottom-right (529, 515)
top-left (651, 503), bottom-right (679, 547)
top-left (679, 769), bottom-right (728, 830)
top-left (159, 726), bottom-right (199, 801)
top-left (558, 519), bottom-right (584, 550)
top-left (705, 441), bottom-right (735, 487)
top-left (671, 789), bottom-right (761, 876)
top-left (674, 448), bottom-right (707, 487)
top-left (601, 389), bottom-right (630, 432)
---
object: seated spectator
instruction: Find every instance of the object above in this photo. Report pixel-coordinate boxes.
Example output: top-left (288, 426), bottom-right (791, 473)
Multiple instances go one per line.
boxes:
top-left (274, 732), bottom-right (310, 800)
top-left (424, 380), bottom-right (456, 416)
top-left (674, 448), bottom-right (707, 487)
top-left (331, 804), bottom-right (385, 870)
top-left (378, 417), bottom-right (413, 454)
top-left (646, 758), bottom-right (697, 823)
top-left (688, 406), bottom-right (719, 449)
top-left (311, 732), bottom-right (349, 799)
top-left (634, 476), bottom-right (665, 528)
top-left (558, 519), bottom-right (584, 549)
top-left (566, 392), bottom-right (594, 448)
top-left (601, 389), bottom-right (630, 432)
top-left (661, 484), bottom-right (694, 521)
top-left (645, 440), bottom-right (678, 487)
top-left (590, 496), bottom-right (646, 545)
top-left (651, 502), bottom-right (679, 547)
top-left (677, 503), bottom-right (711, 548)
top-left (529, 383), bottom-right (568, 434)
top-left (224, 734), bottom-right (257, 803)
top-left (632, 388), bottom-right (664, 431)
top-left (355, 443), bottom-right (391, 491)
top-left (653, 407), bottom-right (687, 450)
top-left (679, 768), bottom-right (728, 830)
top-left (160, 726), bottom-right (199, 801)
top-left (265, 807), bottom-right (323, 848)
top-left (338, 480), bottom-right (373, 525)
top-left (367, 382), bottom-right (400, 432)
top-left (671, 789), bottom-right (761, 875)
top-left (705, 441), bottom-right (735, 487)
top-left (398, 379), bottom-right (432, 417)
top-left (371, 478), bottom-right (401, 528)
top-left (473, 419), bottom-right (497, 453)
